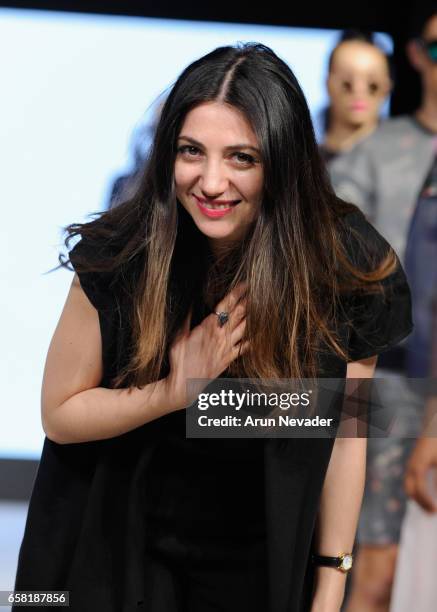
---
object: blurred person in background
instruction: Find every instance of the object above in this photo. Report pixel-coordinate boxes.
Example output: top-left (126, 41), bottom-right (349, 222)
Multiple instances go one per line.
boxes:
top-left (330, 5), bottom-right (437, 612)
top-left (388, 295), bottom-right (437, 612)
top-left (320, 29), bottom-right (392, 164)
top-left (404, 296), bottom-right (437, 513)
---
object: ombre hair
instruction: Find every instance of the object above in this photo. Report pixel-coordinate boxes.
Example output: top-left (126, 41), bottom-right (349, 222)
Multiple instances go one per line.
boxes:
top-left (61, 42), bottom-right (397, 388)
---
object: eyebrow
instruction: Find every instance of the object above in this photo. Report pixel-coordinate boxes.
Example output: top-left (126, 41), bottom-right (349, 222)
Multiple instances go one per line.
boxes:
top-left (177, 135), bottom-right (261, 155)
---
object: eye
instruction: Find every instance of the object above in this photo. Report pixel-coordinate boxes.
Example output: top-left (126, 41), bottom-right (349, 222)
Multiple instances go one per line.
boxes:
top-left (232, 152), bottom-right (257, 166)
top-left (368, 82), bottom-right (380, 95)
top-left (340, 80), bottom-right (353, 93)
top-left (177, 144), bottom-right (201, 157)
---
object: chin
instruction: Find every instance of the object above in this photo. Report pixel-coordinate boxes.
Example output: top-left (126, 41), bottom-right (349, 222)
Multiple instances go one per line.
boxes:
top-left (196, 224), bottom-right (236, 239)
top-left (345, 119), bottom-right (364, 130)
top-left (195, 219), bottom-right (242, 239)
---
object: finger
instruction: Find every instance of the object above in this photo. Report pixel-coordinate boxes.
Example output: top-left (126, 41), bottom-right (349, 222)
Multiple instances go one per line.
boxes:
top-left (224, 300), bottom-right (247, 331)
top-left (414, 470), bottom-right (437, 513)
top-left (229, 280), bottom-right (248, 295)
top-left (209, 300), bottom-right (247, 334)
top-left (230, 340), bottom-right (250, 361)
top-left (229, 317), bottom-right (247, 345)
top-left (405, 474), bottom-right (422, 508)
top-left (216, 282), bottom-right (248, 313)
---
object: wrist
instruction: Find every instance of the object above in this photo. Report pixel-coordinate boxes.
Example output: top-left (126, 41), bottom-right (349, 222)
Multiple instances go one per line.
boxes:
top-left (160, 377), bottom-right (182, 413)
top-left (310, 604), bottom-right (342, 612)
top-left (311, 552), bottom-right (353, 573)
top-left (311, 604), bottom-right (342, 612)
top-left (311, 566), bottom-right (347, 610)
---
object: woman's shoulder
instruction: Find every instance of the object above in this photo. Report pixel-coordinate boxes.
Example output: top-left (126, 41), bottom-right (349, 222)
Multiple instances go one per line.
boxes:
top-left (335, 206), bottom-right (393, 269)
top-left (68, 231), bottom-right (118, 262)
top-left (337, 206), bottom-right (378, 236)
top-left (68, 234), bottom-right (125, 313)
top-left (334, 208), bottom-right (413, 360)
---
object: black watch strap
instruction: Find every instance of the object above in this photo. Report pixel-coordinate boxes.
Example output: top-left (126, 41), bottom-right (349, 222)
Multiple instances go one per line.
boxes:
top-left (311, 554), bottom-right (342, 568)
top-left (311, 553), bottom-right (353, 571)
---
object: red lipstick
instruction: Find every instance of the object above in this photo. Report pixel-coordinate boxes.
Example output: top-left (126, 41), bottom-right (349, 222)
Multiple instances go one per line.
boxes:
top-left (193, 194), bottom-right (240, 219)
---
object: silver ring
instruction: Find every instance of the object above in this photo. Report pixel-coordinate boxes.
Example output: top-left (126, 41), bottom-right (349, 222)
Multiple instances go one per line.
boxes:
top-left (215, 311), bottom-right (229, 327)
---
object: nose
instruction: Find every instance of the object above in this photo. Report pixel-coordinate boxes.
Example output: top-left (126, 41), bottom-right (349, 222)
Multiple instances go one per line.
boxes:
top-left (198, 158), bottom-right (229, 198)
top-left (351, 78), bottom-right (369, 98)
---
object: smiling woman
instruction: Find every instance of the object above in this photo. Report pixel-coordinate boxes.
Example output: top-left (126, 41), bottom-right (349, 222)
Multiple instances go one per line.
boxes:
top-left (13, 42), bottom-right (412, 612)
top-left (174, 101), bottom-right (264, 253)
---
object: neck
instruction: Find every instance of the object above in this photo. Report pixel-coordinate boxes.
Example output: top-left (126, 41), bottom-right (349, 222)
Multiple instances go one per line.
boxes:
top-left (208, 231), bottom-right (248, 263)
top-left (324, 116), bottom-right (378, 153)
top-left (208, 238), bottom-right (234, 261)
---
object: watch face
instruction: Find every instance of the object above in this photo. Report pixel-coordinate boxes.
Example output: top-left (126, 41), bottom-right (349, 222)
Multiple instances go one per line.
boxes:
top-left (341, 554), bottom-right (353, 570)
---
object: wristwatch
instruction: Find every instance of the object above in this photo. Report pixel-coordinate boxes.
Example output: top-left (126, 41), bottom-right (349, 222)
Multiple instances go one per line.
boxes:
top-left (311, 552), bottom-right (353, 572)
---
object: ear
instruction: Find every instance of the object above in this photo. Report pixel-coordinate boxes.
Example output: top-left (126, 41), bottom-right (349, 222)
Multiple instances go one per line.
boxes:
top-left (406, 39), bottom-right (425, 73)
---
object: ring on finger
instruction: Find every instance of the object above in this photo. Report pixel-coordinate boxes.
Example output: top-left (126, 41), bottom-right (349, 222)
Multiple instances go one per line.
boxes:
top-left (215, 311), bottom-right (229, 327)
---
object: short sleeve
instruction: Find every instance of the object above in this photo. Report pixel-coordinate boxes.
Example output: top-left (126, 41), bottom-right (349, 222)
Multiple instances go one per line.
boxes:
top-left (68, 237), bottom-right (112, 312)
top-left (341, 211), bottom-right (413, 362)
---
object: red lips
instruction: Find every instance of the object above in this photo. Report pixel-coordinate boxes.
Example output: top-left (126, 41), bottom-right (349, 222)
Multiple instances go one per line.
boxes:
top-left (193, 194), bottom-right (240, 218)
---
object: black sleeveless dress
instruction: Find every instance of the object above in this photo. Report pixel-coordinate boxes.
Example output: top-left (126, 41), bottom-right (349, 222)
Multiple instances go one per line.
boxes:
top-left (12, 210), bottom-right (413, 612)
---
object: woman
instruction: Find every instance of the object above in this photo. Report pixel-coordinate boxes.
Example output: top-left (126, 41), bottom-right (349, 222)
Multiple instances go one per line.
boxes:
top-left (321, 30), bottom-right (392, 163)
top-left (13, 43), bottom-right (412, 612)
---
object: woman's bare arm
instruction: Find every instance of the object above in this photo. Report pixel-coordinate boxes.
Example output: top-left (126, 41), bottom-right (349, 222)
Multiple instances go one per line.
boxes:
top-left (41, 275), bottom-right (178, 445)
top-left (310, 355), bottom-right (376, 612)
top-left (42, 275), bottom-right (249, 445)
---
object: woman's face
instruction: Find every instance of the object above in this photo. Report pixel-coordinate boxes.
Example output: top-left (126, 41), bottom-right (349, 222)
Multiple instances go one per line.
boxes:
top-left (174, 101), bottom-right (264, 254)
top-left (327, 41), bottom-right (391, 129)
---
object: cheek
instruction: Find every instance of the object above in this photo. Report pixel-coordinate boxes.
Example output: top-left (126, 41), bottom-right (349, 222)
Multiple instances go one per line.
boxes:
top-left (241, 174), bottom-right (264, 202)
top-left (369, 98), bottom-right (382, 115)
top-left (174, 162), bottom-right (196, 190)
top-left (334, 96), bottom-right (350, 114)
top-left (363, 98), bottom-right (382, 119)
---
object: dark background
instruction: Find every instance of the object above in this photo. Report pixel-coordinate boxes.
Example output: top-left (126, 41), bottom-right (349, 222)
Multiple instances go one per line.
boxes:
top-left (0, 0), bottom-right (425, 498)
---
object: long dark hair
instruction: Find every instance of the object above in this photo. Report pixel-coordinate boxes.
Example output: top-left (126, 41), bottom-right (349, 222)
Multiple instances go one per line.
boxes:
top-left (61, 42), bottom-right (396, 388)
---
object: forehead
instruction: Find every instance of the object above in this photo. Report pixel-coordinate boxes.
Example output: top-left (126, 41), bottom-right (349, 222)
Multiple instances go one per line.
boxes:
top-left (330, 41), bottom-right (388, 76)
top-left (179, 101), bottom-right (258, 144)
